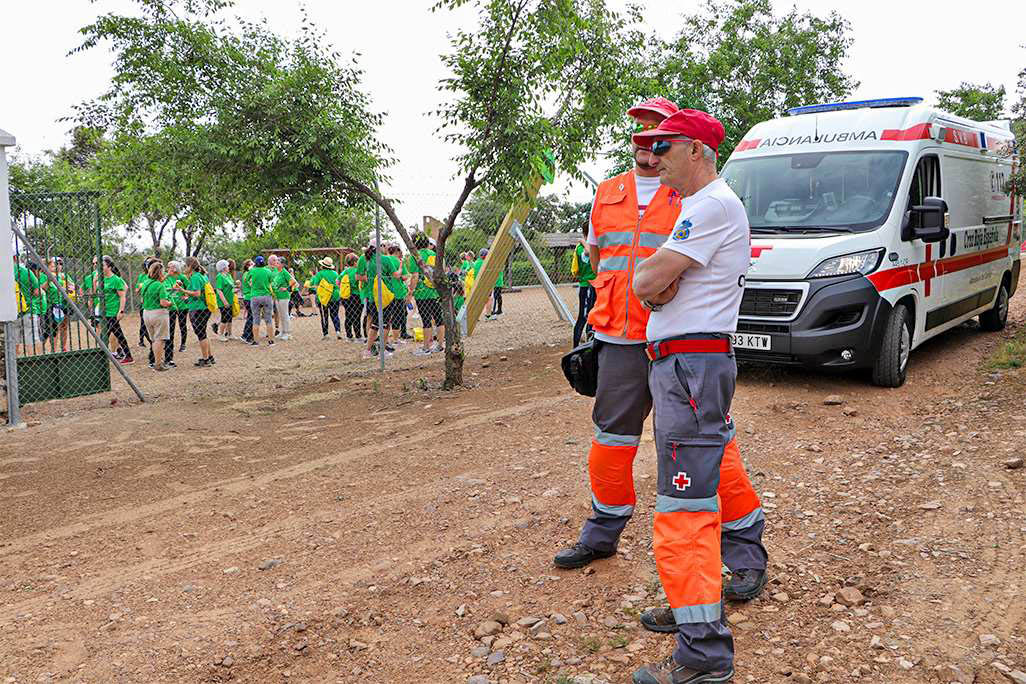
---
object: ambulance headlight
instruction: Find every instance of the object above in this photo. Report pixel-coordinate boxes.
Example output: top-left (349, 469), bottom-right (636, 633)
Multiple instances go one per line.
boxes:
top-left (807, 249), bottom-right (885, 279)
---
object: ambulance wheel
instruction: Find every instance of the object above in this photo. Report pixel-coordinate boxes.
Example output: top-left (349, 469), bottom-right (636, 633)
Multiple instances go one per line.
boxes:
top-left (979, 281), bottom-right (1009, 332)
top-left (872, 303), bottom-right (911, 388)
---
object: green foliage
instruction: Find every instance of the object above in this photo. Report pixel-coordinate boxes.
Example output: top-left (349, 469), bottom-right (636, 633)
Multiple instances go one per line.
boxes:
top-left (988, 328), bottom-right (1026, 370)
top-left (935, 82), bottom-right (1006, 120)
top-left (610, 0), bottom-right (857, 171)
top-left (1010, 64), bottom-right (1026, 197)
top-left (435, 0), bottom-right (645, 201)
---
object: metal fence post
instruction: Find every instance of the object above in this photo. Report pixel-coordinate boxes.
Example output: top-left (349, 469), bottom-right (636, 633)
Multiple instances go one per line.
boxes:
top-left (0, 128), bottom-right (22, 426)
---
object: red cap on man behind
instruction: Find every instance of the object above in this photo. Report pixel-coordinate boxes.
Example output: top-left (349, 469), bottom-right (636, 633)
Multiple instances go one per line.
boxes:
top-left (632, 109), bottom-right (726, 155)
top-left (627, 97), bottom-right (679, 121)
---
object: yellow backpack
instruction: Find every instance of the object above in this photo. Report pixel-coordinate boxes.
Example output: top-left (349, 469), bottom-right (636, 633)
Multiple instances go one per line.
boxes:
top-left (423, 254), bottom-right (437, 288)
top-left (571, 249), bottom-right (580, 278)
top-left (317, 277), bottom-right (334, 306)
top-left (339, 273), bottom-right (351, 299)
top-left (203, 281), bottom-right (219, 313)
top-left (372, 276), bottom-right (394, 309)
top-left (463, 269), bottom-right (475, 297)
top-left (14, 281), bottom-right (28, 314)
top-left (232, 292), bottom-right (241, 317)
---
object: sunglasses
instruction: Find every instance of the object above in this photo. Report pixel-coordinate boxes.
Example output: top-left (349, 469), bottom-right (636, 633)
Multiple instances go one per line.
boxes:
top-left (649, 138), bottom-right (695, 156)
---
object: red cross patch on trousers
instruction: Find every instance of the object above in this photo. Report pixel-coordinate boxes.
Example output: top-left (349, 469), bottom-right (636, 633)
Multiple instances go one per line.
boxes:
top-left (672, 471), bottom-right (691, 492)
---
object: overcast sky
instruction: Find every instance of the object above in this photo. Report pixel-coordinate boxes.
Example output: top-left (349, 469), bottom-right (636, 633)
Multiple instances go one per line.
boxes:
top-left (2, 0), bottom-right (1024, 226)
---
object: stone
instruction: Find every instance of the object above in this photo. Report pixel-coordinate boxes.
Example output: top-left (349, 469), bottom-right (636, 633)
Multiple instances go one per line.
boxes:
top-left (898, 658), bottom-right (914, 670)
top-left (480, 636), bottom-right (495, 648)
top-left (1005, 458), bottom-right (1025, 470)
top-left (471, 646), bottom-right (490, 658)
top-left (491, 611), bottom-right (510, 625)
top-left (1006, 670), bottom-right (1026, 684)
top-left (542, 488), bottom-right (560, 497)
top-left (467, 676), bottom-right (491, 684)
top-left (529, 620), bottom-right (548, 636)
top-left (823, 395), bottom-right (844, 405)
top-left (835, 587), bottom-right (864, 607)
top-left (456, 604), bottom-right (467, 618)
top-left (573, 611), bottom-right (588, 625)
top-left (918, 501), bottom-right (942, 510)
top-left (474, 621), bottom-right (503, 639)
top-left (221, 655), bottom-right (234, 667)
top-left (771, 592), bottom-right (790, 603)
top-left (516, 616), bottom-right (542, 628)
top-left (349, 639), bottom-right (369, 650)
top-left (551, 613), bottom-right (568, 625)
top-left (979, 634), bottom-right (1001, 647)
top-left (259, 558), bottom-right (282, 571)
top-left (486, 651), bottom-right (505, 666)
top-left (831, 620), bottom-right (851, 633)
top-left (222, 566), bottom-right (240, 575)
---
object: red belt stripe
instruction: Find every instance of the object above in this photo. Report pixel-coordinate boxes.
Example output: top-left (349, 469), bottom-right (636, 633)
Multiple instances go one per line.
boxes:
top-left (647, 338), bottom-right (731, 360)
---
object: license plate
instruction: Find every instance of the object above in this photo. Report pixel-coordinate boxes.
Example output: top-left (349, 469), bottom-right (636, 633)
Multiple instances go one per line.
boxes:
top-left (730, 333), bottom-right (771, 350)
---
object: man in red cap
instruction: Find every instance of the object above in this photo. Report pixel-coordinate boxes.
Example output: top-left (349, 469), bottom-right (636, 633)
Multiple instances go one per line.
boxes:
top-left (627, 109), bottom-right (767, 683)
top-left (553, 96), bottom-right (683, 571)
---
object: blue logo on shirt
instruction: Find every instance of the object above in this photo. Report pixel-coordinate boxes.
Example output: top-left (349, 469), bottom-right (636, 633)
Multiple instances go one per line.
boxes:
top-left (672, 219), bottom-right (692, 241)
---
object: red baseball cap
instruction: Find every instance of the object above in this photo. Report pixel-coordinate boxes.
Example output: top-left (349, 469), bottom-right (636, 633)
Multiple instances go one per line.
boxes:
top-left (627, 97), bottom-right (679, 121)
top-left (632, 109), bottom-right (726, 155)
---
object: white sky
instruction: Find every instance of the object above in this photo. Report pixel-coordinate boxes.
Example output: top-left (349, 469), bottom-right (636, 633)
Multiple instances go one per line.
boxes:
top-left (2, 0), bottom-right (1024, 228)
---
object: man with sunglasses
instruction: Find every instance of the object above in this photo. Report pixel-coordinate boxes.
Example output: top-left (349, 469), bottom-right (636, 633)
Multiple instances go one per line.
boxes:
top-left (627, 110), bottom-right (767, 684)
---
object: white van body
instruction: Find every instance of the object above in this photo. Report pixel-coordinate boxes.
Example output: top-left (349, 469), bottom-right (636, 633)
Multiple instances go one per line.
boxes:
top-left (720, 97), bottom-right (1021, 386)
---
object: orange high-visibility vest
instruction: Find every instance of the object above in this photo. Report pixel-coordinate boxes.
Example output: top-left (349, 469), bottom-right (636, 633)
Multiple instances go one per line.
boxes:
top-left (587, 171), bottom-right (682, 340)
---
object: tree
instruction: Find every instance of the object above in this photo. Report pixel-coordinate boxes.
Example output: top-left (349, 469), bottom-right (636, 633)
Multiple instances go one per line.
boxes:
top-left (76, 0), bottom-right (645, 389)
top-left (1011, 64), bottom-right (1026, 200)
top-left (935, 82), bottom-right (1006, 120)
top-left (609, 0), bottom-right (857, 171)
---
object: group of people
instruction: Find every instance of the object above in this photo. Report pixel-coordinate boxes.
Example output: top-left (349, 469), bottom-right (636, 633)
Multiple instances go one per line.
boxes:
top-left (11, 236), bottom-right (509, 370)
top-left (554, 98), bottom-right (767, 684)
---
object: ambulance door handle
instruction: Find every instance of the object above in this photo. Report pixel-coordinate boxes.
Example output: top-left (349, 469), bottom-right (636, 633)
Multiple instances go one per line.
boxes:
top-left (949, 233), bottom-right (957, 257)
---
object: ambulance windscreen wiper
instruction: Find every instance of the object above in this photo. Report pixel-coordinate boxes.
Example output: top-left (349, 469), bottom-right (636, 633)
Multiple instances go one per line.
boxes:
top-left (776, 226), bottom-right (856, 234)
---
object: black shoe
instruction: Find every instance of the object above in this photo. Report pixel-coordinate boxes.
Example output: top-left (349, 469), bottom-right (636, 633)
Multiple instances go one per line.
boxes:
top-left (207, 356), bottom-right (215, 365)
top-left (632, 655), bottom-right (733, 683)
top-left (553, 542), bottom-right (615, 569)
top-left (268, 339), bottom-right (275, 346)
top-left (167, 361), bottom-right (177, 368)
top-left (640, 607), bottom-right (678, 634)
top-left (724, 569), bottom-right (768, 602)
top-left (385, 345), bottom-right (396, 353)
top-left (179, 344), bottom-right (186, 352)
top-left (194, 357), bottom-right (209, 367)
top-left (248, 340), bottom-right (259, 346)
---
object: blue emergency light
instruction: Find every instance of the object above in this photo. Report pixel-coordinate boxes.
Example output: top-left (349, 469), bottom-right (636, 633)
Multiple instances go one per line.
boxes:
top-left (786, 97), bottom-right (924, 116)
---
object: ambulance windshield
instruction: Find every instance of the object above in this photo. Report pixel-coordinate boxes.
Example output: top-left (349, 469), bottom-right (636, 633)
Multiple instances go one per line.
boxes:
top-left (721, 151), bottom-right (908, 232)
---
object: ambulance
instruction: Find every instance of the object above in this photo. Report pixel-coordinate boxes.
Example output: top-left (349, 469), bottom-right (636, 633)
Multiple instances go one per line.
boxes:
top-left (721, 97), bottom-right (1021, 386)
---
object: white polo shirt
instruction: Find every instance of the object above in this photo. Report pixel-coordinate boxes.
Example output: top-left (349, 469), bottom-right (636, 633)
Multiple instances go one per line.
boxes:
top-left (646, 178), bottom-right (749, 341)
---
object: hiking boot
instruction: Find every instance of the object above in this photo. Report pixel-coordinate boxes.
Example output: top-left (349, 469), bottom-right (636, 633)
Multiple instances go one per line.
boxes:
top-left (724, 569), bottom-right (768, 602)
top-left (632, 655), bottom-right (733, 683)
top-left (640, 607), bottom-right (678, 633)
top-left (553, 542), bottom-right (615, 569)
top-left (194, 357), bottom-right (209, 367)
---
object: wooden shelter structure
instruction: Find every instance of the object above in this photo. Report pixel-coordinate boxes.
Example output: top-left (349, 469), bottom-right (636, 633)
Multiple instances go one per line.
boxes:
top-left (261, 247), bottom-right (357, 274)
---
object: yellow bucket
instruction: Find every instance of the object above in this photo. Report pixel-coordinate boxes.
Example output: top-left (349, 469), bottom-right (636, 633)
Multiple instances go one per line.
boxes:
top-left (414, 327), bottom-right (424, 342)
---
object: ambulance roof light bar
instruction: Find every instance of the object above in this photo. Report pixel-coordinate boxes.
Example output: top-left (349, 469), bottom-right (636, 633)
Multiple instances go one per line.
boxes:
top-left (786, 97), bottom-right (924, 116)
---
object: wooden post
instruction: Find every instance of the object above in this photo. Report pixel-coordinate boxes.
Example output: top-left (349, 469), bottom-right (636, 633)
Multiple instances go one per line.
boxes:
top-left (464, 175), bottom-right (544, 336)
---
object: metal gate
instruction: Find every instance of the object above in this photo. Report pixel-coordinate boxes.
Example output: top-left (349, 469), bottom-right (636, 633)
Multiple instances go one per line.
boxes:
top-left (7, 191), bottom-right (110, 404)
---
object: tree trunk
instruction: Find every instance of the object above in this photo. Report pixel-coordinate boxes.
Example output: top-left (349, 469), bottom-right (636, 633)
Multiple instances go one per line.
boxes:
top-left (170, 226), bottom-right (178, 257)
top-left (434, 270), bottom-right (464, 390)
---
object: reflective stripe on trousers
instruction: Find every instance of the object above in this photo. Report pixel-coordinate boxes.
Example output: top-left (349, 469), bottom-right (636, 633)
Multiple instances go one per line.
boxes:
top-left (649, 349), bottom-right (738, 672)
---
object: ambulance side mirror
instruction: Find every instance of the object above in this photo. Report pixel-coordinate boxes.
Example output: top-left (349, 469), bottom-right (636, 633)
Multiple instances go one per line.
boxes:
top-left (907, 196), bottom-right (950, 243)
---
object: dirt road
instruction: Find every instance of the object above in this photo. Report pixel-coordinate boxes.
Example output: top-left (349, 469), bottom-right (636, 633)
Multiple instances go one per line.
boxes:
top-left (2, 301), bottom-right (1025, 684)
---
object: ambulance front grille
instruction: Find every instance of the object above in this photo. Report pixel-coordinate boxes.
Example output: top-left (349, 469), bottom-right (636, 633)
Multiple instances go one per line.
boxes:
top-left (740, 288), bottom-right (803, 318)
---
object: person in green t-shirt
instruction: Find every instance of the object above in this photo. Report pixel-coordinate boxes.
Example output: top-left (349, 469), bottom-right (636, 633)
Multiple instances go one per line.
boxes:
top-left (172, 256), bottom-right (214, 367)
top-left (246, 256), bottom-right (276, 345)
top-left (362, 244), bottom-right (400, 358)
top-left (340, 252), bottom-right (362, 341)
top-left (470, 248), bottom-right (497, 323)
top-left (240, 259), bottom-right (255, 343)
top-left (165, 260), bottom-right (189, 355)
top-left (406, 233), bottom-right (445, 356)
top-left (387, 245), bottom-right (412, 341)
top-left (212, 259), bottom-right (236, 341)
top-left (310, 255), bottom-right (342, 339)
top-left (141, 260), bottom-right (173, 371)
top-left (99, 255), bottom-right (133, 364)
top-left (270, 255), bottom-right (298, 340)
top-left (13, 256), bottom-right (44, 355)
top-left (355, 247), bottom-right (373, 339)
top-left (573, 226), bottom-right (598, 347)
top-left (135, 257), bottom-right (156, 348)
top-left (46, 256), bottom-right (77, 352)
